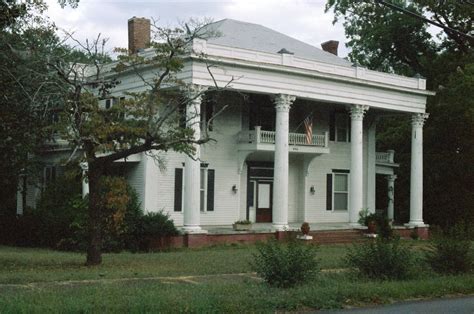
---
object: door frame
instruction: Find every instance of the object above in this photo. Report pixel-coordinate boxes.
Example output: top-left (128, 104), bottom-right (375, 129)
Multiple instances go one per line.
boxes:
top-left (246, 161), bottom-right (274, 222)
top-left (255, 180), bottom-right (273, 223)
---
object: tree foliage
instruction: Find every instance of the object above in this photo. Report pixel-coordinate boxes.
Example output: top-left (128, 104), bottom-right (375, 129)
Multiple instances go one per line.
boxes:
top-left (50, 19), bottom-right (227, 265)
top-left (326, 0), bottom-right (474, 226)
top-left (0, 1), bottom-right (80, 213)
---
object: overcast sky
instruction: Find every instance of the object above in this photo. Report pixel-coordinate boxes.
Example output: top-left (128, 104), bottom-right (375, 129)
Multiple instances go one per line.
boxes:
top-left (44, 0), bottom-right (350, 58)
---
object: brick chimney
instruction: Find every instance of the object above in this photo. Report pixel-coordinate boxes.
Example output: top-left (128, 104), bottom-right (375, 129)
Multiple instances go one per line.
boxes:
top-left (128, 17), bottom-right (150, 55)
top-left (321, 40), bottom-right (339, 56)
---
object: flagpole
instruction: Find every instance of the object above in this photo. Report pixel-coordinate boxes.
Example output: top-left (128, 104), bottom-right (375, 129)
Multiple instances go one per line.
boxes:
top-left (292, 110), bottom-right (315, 132)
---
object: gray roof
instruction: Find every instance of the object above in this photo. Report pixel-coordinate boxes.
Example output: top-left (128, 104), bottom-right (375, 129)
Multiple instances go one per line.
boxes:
top-left (202, 19), bottom-right (352, 67)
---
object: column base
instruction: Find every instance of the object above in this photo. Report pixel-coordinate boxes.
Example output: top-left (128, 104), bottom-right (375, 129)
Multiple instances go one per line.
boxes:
top-left (405, 221), bottom-right (428, 228)
top-left (181, 226), bottom-right (208, 234)
top-left (272, 224), bottom-right (289, 231)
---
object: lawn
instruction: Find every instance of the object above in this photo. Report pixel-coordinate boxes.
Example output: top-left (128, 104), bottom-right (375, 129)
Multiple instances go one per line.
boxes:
top-left (1, 243), bottom-right (473, 312)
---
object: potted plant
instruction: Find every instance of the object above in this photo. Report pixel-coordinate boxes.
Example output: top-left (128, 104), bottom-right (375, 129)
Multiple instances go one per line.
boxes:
top-left (233, 220), bottom-right (252, 231)
top-left (358, 208), bottom-right (377, 235)
top-left (301, 222), bottom-right (310, 235)
top-left (297, 222), bottom-right (313, 240)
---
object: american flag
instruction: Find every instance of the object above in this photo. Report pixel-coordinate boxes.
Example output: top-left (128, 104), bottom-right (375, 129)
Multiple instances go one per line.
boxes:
top-left (304, 116), bottom-right (313, 144)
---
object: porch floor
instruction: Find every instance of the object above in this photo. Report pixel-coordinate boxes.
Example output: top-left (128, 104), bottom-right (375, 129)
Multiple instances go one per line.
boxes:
top-left (202, 222), bottom-right (365, 235)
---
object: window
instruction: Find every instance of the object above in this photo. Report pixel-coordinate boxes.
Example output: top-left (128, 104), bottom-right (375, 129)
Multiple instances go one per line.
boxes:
top-left (326, 170), bottom-right (349, 211)
top-left (174, 167), bottom-right (215, 212)
top-left (43, 165), bottom-right (57, 190)
top-left (333, 173), bottom-right (349, 210)
top-left (335, 113), bottom-right (349, 142)
top-left (200, 169), bottom-right (207, 212)
top-left (101, 97), bottom-right (125, 110)
top-left (201, 102), bottom-right (215, 131)
top-left (329, 111), bottom-right (350, 142)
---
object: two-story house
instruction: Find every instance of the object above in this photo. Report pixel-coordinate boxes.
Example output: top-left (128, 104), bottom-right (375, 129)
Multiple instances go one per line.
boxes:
top-left (17, 18), bottom-right (433, 237)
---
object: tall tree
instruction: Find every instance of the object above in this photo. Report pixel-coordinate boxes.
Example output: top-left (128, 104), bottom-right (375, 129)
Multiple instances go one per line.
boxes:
top-left (326, 0), bottom-right (474, 226)
top-left (51, 20), bottom-right (228, 265)
top-left (0, 0), bottom-right (77, 213)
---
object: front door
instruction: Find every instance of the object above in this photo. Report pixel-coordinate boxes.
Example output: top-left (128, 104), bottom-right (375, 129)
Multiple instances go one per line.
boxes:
top-left (256, 181), bottom-right (272, 222)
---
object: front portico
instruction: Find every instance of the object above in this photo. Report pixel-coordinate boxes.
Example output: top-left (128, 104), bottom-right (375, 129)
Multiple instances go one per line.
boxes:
top-left (107, 19), bottom-right (434, 234)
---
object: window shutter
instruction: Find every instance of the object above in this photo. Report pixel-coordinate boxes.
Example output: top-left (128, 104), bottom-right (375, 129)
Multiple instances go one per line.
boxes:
top-left (207, 169), bottom-right (215, 211)
top-left (174, 168), bottom-right (183, 212)
top-left (326, 173), bottom-right (333, 211)
top-left (347, 114), bottom-right (351, 142)
top-left (329, 111), bottom-right (335, 141)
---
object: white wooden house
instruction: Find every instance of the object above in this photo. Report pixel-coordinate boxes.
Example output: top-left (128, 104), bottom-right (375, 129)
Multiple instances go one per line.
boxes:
top-left (17, 18), bottom-right (434, 233)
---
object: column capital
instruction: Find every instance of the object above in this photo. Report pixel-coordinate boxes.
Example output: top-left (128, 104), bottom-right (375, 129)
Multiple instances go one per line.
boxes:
top-left (182, 84), bottom-right (208, 103)
top-left (386, 174), bottom-right (398, 183)
top-left (349, 105), bottom-right (369, 121)
top-left (411, 113), bottom-right (429, 127)
top-left (79, 162), bottom-right (88, 171)
top-left (273, 94), bottom-right (296, 112)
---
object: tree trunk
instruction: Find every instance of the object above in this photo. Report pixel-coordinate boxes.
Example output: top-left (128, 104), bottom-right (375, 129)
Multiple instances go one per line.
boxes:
top-left (86, 163), bottom-right (103, 266)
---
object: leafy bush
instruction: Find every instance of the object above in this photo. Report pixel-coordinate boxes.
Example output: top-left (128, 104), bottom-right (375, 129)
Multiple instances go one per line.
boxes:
top-left (358, 208), bottom-right (374, 226)
top-left (234, 220), bottom-right (252, 225)
top-left (35, 175), bottom-right (83, 247)
top-left (426, 224), bottom-right (473, 274)
top-left (358, 209), bottom-right (394, 239)
top-left (140, 211), bottom-right (179, 238)
top-left (346, 237), bottom-right (415, 280)
top-left (0, 212), bottom-right (41, 247)
top-left (251, 238), bottom-right (320, 288)
top-left (134, 211), bottom-right (180, 252)
top-left (375, 214), bottom-right (393, 240)
top-left (2, 172), bottom-right (179, 252)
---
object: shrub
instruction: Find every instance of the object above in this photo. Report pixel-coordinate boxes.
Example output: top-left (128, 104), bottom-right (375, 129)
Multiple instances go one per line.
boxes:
top-left (358, 209), bottom-right (394, 239)
top-left (251, 238), bottom-right (320, 288)
top-left (375, 214), bottom-right (393, 240)
top-left (35, 175), bottom-right (83, 247)
top-left (234, 220), bottom-right (252, 225)
top-left (139, 211), bottom-right (179, 238)
top-left (133, 211), bottom-right (180, 252)
top-left (346, 237), bottom-right (415, 280)
top-left (426, 224), bottom-right (473, 274)
top-left (358, 208), bottom-right (379, 225)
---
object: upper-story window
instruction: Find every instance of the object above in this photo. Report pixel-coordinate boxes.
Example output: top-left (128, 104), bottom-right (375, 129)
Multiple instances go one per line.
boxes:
top-left (330, 111), bottom-right (350, 142)
top-left (100, 97), bottom-right (125, 110)
top-left (43, 165), bottom-right (57, 190)
top-left (201, 101), bottom-right (215, 132)
top-left (335, 113), bottom-right (349, 142)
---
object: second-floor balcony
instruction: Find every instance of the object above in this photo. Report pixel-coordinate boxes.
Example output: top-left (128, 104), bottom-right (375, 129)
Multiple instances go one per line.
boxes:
top-left (237, 126), bottom-right (330, 154)
top-left (376, 150), bottom-right (398, 167)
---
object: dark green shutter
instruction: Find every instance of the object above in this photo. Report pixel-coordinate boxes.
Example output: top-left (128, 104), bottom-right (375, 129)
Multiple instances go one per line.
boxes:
top-left (329, 111), bottom-right (335, 141)
top-left (207, 169), bottom-right (215, 211)
top-left (326, 173), bottom-right (333, 211)
top-left (174, 168), bottom-right (183, 212)
top-left (347, 114), bottom-right (351, 142)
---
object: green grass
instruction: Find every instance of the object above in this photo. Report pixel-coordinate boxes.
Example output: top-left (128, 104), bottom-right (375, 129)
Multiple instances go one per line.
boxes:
top-left (0, 244), bottom-right (349, 284)
top-left (0, 243), bottom-right (473, 312)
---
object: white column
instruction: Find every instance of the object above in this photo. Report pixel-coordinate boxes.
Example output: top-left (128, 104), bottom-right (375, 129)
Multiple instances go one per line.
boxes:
top-left (183, 84), bottom-right (207, 233)
top-left (272, 94), bottom-right (296, 231)
top-left (349, 105), bottom-right (369, 225)
top-left (80, 162), bottom-right (89, 198)
top-left (407, 113), bottom-right (429, 227)
top-left (387, 174), bottom-right (397, 221)
top-left (366, 120), bottom-right (376, 213)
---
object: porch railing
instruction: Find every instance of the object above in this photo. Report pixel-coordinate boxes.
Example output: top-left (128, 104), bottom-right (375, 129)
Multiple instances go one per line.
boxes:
top-left (376, 150), bottom-right (395, 163)
top-left (238, 126), bottom-right (328, 147)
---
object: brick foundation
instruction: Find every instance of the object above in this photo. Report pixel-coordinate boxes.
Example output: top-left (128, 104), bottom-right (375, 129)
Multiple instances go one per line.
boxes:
top-left (395, 226), bottom-right (430, 240)
top-left (147, 226), bottom-right (429, 251)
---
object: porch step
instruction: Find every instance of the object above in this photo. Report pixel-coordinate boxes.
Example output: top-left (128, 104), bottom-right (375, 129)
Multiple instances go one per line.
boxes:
top-left (308, 230), bottom-right (365, 244)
